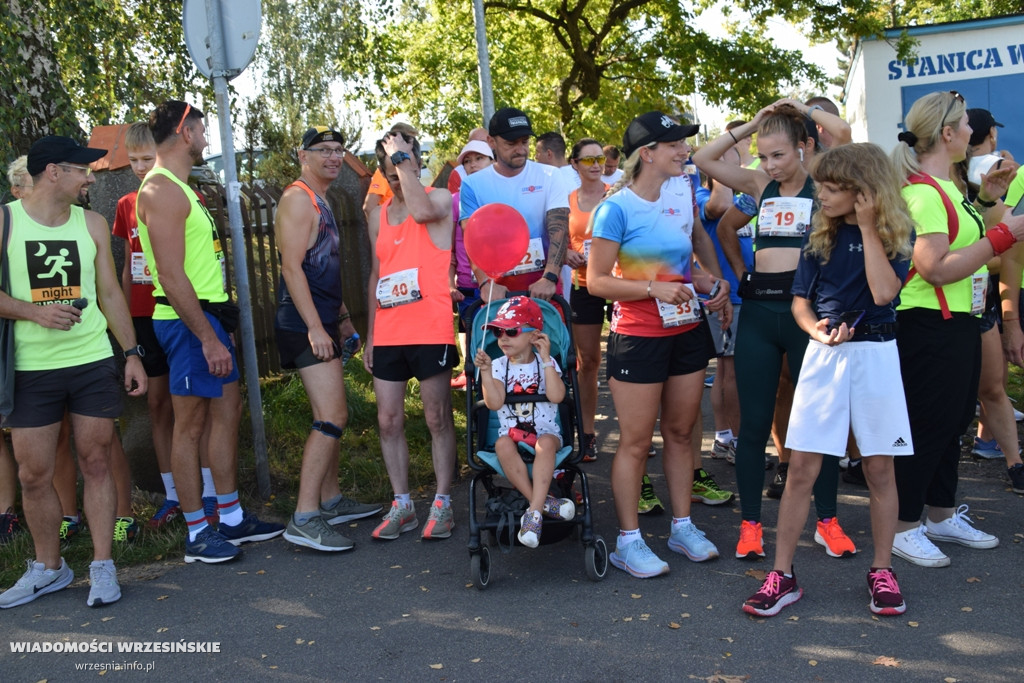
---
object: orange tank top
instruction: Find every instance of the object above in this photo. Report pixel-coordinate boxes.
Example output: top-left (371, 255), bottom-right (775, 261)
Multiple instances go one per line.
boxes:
top-left (568, 185), bottom-right (607, 288)
top-left (373, 192), bottom-right (456, 347)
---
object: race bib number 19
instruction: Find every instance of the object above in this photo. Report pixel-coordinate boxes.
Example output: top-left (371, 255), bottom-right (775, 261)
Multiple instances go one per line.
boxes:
top-left (758, 197), bottom-right (813, 238)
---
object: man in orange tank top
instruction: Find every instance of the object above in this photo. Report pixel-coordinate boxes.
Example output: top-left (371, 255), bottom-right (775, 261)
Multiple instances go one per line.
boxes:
top-left (364, 132), bottom-right (459, 542)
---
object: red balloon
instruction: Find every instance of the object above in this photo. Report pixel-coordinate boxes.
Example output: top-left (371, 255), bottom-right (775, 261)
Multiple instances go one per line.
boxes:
top-left (464, 203), bottom-right (529, 279)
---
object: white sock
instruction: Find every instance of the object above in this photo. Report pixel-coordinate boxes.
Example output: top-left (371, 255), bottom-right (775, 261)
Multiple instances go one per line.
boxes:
top-left (201, 468), bottom-right (216, 498)
top-left (672, 516), bottom-right (692, 531)
top-left (395, 493), bottom-right (412, 508)
top-left (434, 494), bottom-right (451, 507)
top-left (715, 430), bottom-right (733, 445)
top-left (161, 472), bottom-right (178, 502)
top-left (617, 529), bottom-right (641, 548)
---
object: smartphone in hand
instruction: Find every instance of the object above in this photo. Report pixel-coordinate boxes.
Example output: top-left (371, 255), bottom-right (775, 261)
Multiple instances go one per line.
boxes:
top-left (827, 310), bottom-right (865, 333)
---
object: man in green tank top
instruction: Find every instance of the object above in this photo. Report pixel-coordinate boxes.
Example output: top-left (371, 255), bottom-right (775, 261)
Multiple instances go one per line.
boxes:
top-left (136, 101), bottom-right (282, 565)
top-left (0, 135), bottom-right (147, 610)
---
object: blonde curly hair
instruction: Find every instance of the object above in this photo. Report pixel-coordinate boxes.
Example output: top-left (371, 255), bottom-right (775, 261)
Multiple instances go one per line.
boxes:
top-left (806, 143), bottom-right (914, 264)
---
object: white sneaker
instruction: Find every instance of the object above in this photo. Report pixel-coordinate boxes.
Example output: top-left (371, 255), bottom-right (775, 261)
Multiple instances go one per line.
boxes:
top-left (925, 505), bottom-right (999, 549)
top-left (892, 525), bottom-right (950, 567)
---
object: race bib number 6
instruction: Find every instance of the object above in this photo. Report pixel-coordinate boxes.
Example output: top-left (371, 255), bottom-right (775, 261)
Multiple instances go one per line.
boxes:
top-left (655, 283), bottom-right (701, 328)
top-left (130, 251), bottom-right (153, 285)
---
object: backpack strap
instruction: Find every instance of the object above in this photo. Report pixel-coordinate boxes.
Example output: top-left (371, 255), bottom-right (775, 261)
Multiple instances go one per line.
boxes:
top-left (903, 173), bottom-right (959, 320)
top-left (286, 179), bottom-right (321, 216)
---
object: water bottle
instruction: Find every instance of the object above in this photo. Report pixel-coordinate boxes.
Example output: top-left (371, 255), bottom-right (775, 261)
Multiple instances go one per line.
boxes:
top-left (341, 333), bottom-right (360, 366)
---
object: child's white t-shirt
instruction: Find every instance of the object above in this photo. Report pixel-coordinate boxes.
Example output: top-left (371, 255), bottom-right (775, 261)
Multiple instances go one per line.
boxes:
top-left (490, 354), bottom-right (562, 440)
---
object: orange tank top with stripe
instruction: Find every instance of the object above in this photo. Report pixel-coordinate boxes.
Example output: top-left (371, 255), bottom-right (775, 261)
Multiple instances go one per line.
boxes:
top-left (373, 190), bottom-right (455, 347)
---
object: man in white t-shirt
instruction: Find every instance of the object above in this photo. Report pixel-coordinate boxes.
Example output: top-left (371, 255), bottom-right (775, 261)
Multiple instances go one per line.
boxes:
top-left (460, 107), bottom-right (570, 302)
top-left (601, 145), bottom-right (623, 185)
top-left (535, 131), bottom-right (580, 190)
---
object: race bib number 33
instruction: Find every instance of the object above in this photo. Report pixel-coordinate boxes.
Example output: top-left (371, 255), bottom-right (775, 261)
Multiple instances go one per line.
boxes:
top-left (655, 283), bottom-right (701, 328)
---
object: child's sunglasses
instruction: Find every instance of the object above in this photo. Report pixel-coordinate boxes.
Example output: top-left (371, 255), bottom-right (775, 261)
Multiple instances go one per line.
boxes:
top-left (487, 326), bottom-right (536, 338)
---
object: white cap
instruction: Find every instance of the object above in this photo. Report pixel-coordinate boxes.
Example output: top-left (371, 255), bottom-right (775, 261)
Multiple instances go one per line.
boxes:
top-left (457, 140), bottom-right (494, 167)
top-left (968, 153), bottom-right (1003, 187)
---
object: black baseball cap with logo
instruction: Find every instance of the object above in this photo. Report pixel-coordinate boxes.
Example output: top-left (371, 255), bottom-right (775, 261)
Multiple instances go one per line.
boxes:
top-left (301, 126), bottom-right (344, 149)
top-left (622, 111), bottom-right (700, 157)
top-left (27, 136), bottom-right (107, 176)
top-left (488, 107), bottom-right (534, 141)
top-left (967, 108), bottom-right (1004, 147)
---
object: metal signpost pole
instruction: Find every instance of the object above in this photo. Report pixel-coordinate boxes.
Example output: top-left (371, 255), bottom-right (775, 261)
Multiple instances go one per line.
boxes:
top-left (471, 0), bottom-right (495, 126)
top-left (204, 0), bottom-right (271, 499)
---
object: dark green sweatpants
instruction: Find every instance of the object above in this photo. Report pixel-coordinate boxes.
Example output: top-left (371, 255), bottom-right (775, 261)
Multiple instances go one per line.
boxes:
top-left (733, 298), bottom-right (839, 522)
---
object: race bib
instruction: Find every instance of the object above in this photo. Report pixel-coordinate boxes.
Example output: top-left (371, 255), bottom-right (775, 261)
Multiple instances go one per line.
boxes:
top-left (970, 271), bottom-right (988, 316)
top-left (656, 283), bottom-right (701, 328)
top-left (376, 268), bottom-right (421, 309)
top-left (757, 197), bottom-right (813, 238)
top-left (582, 239), bottom-right (592, 262)
top-left (508, 237), bottom-right (546, 276)
top-left (130, 251), bottom-right (153, 285)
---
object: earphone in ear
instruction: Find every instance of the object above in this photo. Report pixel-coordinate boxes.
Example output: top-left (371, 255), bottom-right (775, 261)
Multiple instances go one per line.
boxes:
top-left (799, 148), bottom-right (805, 162)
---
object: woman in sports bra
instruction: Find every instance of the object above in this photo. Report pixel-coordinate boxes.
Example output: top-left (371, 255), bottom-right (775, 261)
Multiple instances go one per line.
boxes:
top-left (888, 90), bottom-right (1024, 567)
top-left (693, 102), bottom-right (853, 562)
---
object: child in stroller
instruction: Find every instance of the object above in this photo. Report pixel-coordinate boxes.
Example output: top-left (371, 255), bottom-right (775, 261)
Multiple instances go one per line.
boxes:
top-left (473, 296), bottom-right (576, 548)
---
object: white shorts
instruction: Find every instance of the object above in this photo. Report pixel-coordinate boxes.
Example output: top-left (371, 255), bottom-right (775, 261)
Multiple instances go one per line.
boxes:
top-left (707, 304), bottom-right (740, 357)
top-left (785, 339), bottom-right (913, 457)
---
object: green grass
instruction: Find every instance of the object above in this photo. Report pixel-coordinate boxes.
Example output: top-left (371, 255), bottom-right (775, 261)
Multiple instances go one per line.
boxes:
top-left (0, 358), bottom-right (468, 587)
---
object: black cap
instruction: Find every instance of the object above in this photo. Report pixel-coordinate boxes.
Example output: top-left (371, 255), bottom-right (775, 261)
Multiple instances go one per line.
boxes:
top-left (622, 112), bottom-right (700, 157)
top-left (27, 136), bottom-right (107, 176)
top-left (488, 107), bottom-right (534, 141)
top-left (967, 108), bottom-right (1003, 147)
top-left (301, 126), bottom-right (344, 149)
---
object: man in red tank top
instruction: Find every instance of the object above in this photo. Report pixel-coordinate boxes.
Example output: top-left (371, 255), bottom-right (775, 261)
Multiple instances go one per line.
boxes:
top-left (364, 132), bottom-right (459, 543)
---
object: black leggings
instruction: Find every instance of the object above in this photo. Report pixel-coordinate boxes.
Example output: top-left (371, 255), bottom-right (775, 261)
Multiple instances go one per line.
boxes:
top-left (894, 308), bottom-right (980, 521)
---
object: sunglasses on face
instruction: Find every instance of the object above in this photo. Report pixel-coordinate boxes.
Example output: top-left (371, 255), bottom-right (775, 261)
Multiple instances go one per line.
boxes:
top-left (941, 90), bottom-right (965, 127)
top-left (575, 155), bottom-right (606, 167)
top-left (487, 326), bottom-right (536, 338)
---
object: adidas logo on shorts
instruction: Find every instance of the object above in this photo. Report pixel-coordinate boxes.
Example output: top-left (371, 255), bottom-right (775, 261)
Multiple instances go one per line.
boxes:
top-left (892, 437), bottom-right (909, 448)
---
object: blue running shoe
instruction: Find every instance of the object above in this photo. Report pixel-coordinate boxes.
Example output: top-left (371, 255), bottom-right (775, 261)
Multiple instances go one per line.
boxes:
top-left (668, 520), bottom-right (719, 562)
top-left (609, 538), bottom-right (670, 578)
top-left (219, 512), bottom-right (285, 546)
top-left (184, 526), bottom-right (240, 564)
top-left (972, 437), bottom-right (1003, 460)
top-left (202, 496), bottom-right (219, 527)
top-left (148, 499), bottom-right (181, 529)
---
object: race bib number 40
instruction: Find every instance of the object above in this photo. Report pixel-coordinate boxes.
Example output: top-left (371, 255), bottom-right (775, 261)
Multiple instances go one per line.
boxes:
top-left (376, 268), bottom-right (421, 309)
top-left (655, 283), bottom-right (701, 328)
top-left (757, 197), bottom-right (813, 238)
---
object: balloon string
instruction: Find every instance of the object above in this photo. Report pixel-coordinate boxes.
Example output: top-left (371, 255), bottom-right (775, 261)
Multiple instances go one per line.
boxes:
top-left (474, 279), bottom-right (496, 384)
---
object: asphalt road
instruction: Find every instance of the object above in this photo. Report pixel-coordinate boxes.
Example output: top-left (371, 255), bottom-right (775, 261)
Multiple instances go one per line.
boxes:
top-left (2, 367), bottom-right (1022, 682)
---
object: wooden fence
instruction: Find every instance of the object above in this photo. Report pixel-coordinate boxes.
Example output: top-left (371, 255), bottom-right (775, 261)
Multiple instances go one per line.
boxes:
top-left (195, 159), bottom-right (373, 377)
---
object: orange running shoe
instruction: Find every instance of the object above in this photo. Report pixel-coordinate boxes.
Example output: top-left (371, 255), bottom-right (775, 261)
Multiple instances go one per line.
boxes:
top-left (735, 520), bottom-right (765, 559)
top-left (814, 517), bottom-right (857, 558)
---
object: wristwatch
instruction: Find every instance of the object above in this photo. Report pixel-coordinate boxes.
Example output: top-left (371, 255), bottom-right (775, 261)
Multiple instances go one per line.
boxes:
top-left (390, 151), bottom-right (411, 166)
top-left (806, 104), bottom-right (823, 118)
top-left (123, 345), bottom-right (146, 360)
top-left (542, 272), bottom-right (559, 284)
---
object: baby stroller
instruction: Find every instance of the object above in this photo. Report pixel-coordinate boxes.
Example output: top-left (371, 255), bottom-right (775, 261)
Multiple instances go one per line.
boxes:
top-left (464, 293), bottom-right (608, 589)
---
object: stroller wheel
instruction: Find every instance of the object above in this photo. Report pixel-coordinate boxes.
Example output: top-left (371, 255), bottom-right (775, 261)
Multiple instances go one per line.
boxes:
top-left (584, 535), bottom-right (608, 581)
top-left (470, 546), bottom-right (491, 590)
